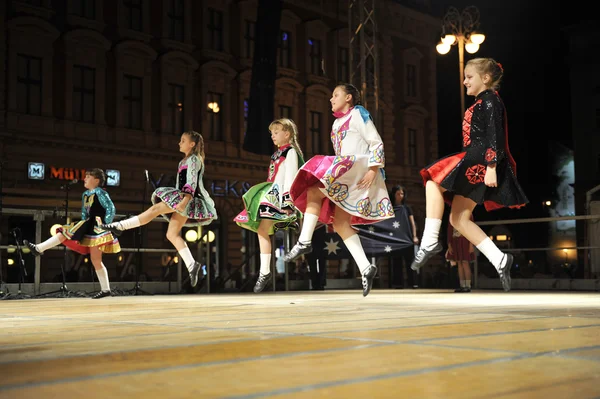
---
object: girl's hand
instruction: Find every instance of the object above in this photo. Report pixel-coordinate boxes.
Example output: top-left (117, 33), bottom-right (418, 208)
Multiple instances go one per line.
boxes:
top-left (176, 194), bottom-right (190, 213)
top-left (176, 201), bottom-right (187, 213)
top-left (357, 168), bottom-right (377, 190)
top-left (413, 236), bottom-right (420, 244)
top-left (484, 166), bottom-right (497, 187)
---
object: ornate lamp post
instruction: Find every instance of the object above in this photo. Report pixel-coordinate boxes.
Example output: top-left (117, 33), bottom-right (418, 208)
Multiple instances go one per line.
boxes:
top-left (436, 6), bottom-right (485, 119)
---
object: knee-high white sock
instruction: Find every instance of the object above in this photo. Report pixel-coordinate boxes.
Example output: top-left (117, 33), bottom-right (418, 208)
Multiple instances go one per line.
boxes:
top-left (343, 234), bottom-right (371, 274)
top-left (420, 218), bottom-right (442, 250)
top-left (260, 254), bottom-right (272, 275)
top-left (466, 279), bottom-right (471, 288)
top-left (178, 246), bottom-right (196, 272)
top-left (112, 216), bottom-right (141, 230)
top-left (95, 264), bottom-right (110, 291)
top-left (476, 238), bottom-right (505, 271)
top-left (299, 213), bottom-right (319, 243)
top-left (36, 235), bottom-right (63, 253)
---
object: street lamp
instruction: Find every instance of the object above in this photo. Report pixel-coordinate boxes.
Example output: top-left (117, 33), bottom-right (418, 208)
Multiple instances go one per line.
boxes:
top-left (436, 6), bottom-right (485, 119)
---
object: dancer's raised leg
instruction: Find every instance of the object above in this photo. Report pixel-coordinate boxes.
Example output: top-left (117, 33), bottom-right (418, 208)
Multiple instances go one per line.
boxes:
top-left (411, 180), bottom-right (446, 271)
top-left (283, 186), bottom-right (324, 262)
top-left (449, 195), bottom-right (513, 291)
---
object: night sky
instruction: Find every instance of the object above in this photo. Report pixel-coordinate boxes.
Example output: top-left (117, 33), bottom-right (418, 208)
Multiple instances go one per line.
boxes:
top-left (430, 0), bottom-right (586, 247)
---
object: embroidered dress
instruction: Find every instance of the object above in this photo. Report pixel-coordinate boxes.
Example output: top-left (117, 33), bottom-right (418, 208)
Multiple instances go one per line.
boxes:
top-left (58, 188), bottom-right (121, 254)
top-left (420, 90), bottom-right (528, 210)
top-left (234, 144), bottom-right (304, 234)
top-left (289, 106), bottom-right (394, 225)
top-left (151, 154), bottom-right (218, 226)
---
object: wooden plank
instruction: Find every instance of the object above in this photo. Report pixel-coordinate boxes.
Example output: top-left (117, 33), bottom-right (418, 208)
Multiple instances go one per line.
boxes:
top-left (0, 290), bottom-right (598, 398)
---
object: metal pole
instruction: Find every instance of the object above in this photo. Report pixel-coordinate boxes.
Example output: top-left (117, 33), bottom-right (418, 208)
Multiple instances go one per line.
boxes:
top-left (34, 214), bottom-right (43, 295)
top-left (177, 255), bottom-right (182, 293)
top-left (206, 232), bottom-right (211, 294)
top-left (473, 248), bottom-right (478, 289)
top-left (284, 231), bottom-right (290, 292)
top-left (359, 2), bottom-right (366, 108)
top-left (373, 0), bottom-right (379, 124)
top-left (458, 35), bottom-right (465, 118)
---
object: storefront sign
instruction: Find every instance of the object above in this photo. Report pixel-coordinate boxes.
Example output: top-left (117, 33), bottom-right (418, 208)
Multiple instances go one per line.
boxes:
top-left (209, 180), bottom-right (251, 198)
top-left (27, 164), bottom-right (120, 186)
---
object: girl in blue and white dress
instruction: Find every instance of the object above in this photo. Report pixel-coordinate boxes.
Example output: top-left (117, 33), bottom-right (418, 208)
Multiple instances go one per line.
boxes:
top-left (102, 131), bottom-right (217, 288)
top-left (25, 168), bottom-right (120, 299)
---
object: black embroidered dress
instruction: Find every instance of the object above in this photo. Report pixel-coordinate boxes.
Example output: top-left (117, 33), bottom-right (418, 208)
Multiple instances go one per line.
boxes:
top-left (420, 89), bottom-right (528, 211)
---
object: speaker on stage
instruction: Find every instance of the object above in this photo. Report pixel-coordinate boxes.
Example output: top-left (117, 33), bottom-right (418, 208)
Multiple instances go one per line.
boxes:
top-left (243, 0), bottom-right (283, 156)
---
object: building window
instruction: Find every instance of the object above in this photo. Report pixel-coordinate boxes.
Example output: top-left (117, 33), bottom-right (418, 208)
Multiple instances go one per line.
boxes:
top-left (408, 128), bottom-right (417, 166)
top-left (208, 8), bottom-right (224, 51)
top-left (17, 54), bottom-right (42, 115)
top-left (279, 105), bottom-right (292, 119)
top-left (309, 38), bottom-right (322, 76)
top-left (244, 20), bottom-right (255, 58)
top-left (207, 92), bottom-right (223, 141)
top-left (278, 31), bottom-right (291, 68)
top-left (406, 64), bottom-right (417, 97)
top-left (123, 75), bottom-right (142, 129)
top-left (124, 0), bottom-right (143, 31)
top-left (167, 84), bottom-right (184, 134)
top-left (72, 0), bottom-right (96, 19)
top-left (310, 111), bottom-right (321, 154)
top-left (338, 47), bottom-right (349, 83)
top-left (167, 0), bottom-right (184, 41)
top-left (73, 65), bottom-right (95, 123)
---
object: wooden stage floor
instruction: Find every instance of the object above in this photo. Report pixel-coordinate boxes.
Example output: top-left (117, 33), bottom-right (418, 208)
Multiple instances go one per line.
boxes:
top-left (1, 289), bottom-right (599, 398)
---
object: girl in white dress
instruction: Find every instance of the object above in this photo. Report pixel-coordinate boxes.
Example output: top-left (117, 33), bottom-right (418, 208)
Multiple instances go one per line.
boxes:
top-left (284, 83), bottom-right (394, 297)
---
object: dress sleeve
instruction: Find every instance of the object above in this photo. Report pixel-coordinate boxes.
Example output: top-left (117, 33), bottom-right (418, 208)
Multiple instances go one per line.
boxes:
top-left (81, 192), bottom-right (88, 220)
top-left (182, 155), bottom-right (200, 195)
top-left (282, 148), bottom-right (299, 209)
top-left (355, 107), bottom-right (385, 168)
top-left (96, 189), bottom-right (116, 224)
top-left (482, 96), bottom-right (506, 165)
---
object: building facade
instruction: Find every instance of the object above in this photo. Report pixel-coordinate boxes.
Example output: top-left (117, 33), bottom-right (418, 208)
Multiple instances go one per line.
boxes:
top-left (0, 0), bottom-right (439, 289)
top-left (566, 21), bottom-right (600, 277)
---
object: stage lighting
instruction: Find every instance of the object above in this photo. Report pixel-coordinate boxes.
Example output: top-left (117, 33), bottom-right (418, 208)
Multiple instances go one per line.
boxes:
top-left (202, 230), bottom-right (216, 243)
top-left (50, 224), bottom-right (62, 236)
top-left (185, 229), bottom-right (198, 242)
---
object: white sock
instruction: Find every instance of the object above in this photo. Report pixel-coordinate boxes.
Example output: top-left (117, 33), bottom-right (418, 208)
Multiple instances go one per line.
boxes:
top-left (178, 246), bottom-right (196, 272)
top-left (95, 264), bottom-right (110, 291)
top-left (460, 280), bottom-right (466, 288)
top-left (299, 213), bottom-right (319, 243)
top-left (420, 218), bottom-right (442, 249)
top-left (466, 279), bottom-right (471, 288)
top-left (476, 238), bottom-right (505, 271)
top-left (113, 216), bottom-right (141, 230)
top-left (260, 253), bottom-right (272, 275)
top-left (343, 234), bottom-right (371, 274)
top-left (36, 235), bottom-right (63, 253)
